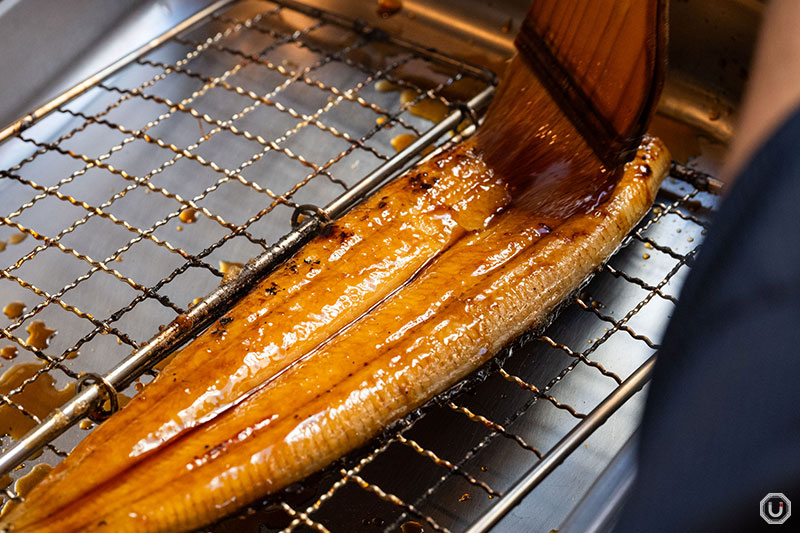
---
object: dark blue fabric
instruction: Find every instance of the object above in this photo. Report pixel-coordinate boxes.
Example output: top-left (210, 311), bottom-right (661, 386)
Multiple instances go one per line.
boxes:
top-left (614, 108), bottom-right (800, 532)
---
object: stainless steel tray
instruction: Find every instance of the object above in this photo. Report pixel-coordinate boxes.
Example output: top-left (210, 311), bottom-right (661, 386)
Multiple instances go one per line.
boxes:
top-left (0, 1), bottom-right (749, 531)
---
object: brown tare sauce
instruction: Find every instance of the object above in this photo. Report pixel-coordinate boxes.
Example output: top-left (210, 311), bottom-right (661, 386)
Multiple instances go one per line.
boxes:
top-left (1, 346), bottom-right (18, 360)
top-left (474, 55), bottom-right (619, 220)
top-left (7, 233), bottom-right (27, 245)
top-left (0, 464), bottom-right (54, 518)
top-left (401, 520), bottom-right (425, 533)
top-left (475, 0), bottom-right (664, 219)
top-left (179, 208), bottom-right (199, 224)
top-left (3, 302), bottom-right (25, 320)
top-left (377, 0), bottom-right (402, 18)
top-left (391, 133), bottom-right (417, 152)
top-left (25, 321), bottom-right (56, 350)
top-left (219, 261), bottom-right (244, 284)
top-left (0, 363), bottom-right (75, 440)
top-left (375, 81), bottom-right (449, 125)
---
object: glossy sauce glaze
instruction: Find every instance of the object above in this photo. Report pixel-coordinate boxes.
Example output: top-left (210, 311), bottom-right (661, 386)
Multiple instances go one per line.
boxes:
top-left (475, 0), bottom-right (664, 218)
top-left (3, 138), bottom-right (669, 532)
top-left (475, 54), bottom-right (618, 219)
top-left (5, 142), bottom-right (509, 532)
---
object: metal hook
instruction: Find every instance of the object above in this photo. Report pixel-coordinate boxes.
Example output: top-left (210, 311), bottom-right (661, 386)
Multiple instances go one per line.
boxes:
top-left (76, 373), bottom-right (120, 423)
top-left (291, 204), bottom-right (330, 228)
top-left (457, 103), bottom-right (480, 129)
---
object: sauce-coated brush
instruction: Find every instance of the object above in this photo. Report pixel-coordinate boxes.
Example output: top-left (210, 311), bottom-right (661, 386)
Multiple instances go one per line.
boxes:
top-left (476, 0), bottom-right (667, 218)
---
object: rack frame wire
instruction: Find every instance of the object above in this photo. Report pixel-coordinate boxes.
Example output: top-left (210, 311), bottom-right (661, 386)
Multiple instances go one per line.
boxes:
top-left (0, 1), bottom-right (721, 531)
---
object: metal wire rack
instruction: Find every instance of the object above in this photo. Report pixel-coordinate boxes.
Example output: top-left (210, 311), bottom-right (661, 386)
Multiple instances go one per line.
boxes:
top-left (0, 0), bottom-right (721, 531)
top-left (200, 163), bottom-right (720, 533)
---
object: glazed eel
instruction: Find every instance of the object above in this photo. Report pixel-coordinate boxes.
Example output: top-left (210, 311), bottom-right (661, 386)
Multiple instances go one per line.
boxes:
top-left (1, 136), bottom-right (668, 532)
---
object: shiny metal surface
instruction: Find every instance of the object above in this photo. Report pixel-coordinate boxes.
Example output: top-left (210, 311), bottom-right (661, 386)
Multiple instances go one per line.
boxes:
top-left (0, 48), bottom-right (494, 483)
top-left (0, 0), bottom-right (218, 130)
top-left (0, 1), bottom-right (234, 143)
top-left (466, 357), bottom-right (655, 533)
top-left (306, 0), bottom-right (761, 143)
top-left (0, 0), bottom-right (751, 531)
top-left (660, 0), bottom-right (762, 144)
top-left (559, 433), bottom-right (640, 533)
top-left (1, 0), bottom-right (497, 509)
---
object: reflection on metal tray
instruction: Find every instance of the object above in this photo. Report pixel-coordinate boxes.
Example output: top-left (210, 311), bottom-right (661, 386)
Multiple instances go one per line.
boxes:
top-left (0, 1), bottom-right (724, 532)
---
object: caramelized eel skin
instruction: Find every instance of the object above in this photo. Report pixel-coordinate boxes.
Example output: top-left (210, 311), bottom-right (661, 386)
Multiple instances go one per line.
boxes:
top-left (2, 137), bottom-right (667, 532)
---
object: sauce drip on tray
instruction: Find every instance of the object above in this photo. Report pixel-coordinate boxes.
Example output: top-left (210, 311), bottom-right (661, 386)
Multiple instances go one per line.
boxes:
top-left (0, 464), bottom-right (54, 518)
top-left (25, 321), bottom-right (56, 350)
top-left (0, 363), bottom-right (75, 440)
top-left (3, 302), bottom-right (25, 320)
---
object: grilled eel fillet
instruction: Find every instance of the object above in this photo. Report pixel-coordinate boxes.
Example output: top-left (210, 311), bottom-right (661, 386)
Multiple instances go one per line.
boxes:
top-left (1, 136), bottom-right (668, 532)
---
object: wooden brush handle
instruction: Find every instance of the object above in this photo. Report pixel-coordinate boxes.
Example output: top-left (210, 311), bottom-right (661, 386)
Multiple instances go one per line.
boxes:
top-left (516, 0), bottom-right (666, 167)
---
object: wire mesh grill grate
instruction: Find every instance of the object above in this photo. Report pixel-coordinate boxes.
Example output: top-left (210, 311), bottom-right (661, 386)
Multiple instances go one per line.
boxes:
top-left (211, 169), bottom-right (717, 533)
top-left (0, 1), bottom-right (720, 531)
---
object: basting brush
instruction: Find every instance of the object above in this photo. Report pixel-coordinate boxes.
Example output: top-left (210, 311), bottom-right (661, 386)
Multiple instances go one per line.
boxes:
top-left (475, 0), bottom-right (667, 218)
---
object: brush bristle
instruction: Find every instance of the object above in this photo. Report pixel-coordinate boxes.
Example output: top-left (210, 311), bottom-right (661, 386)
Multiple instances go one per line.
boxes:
top-left (475, 55), bottom-right (617, 219)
